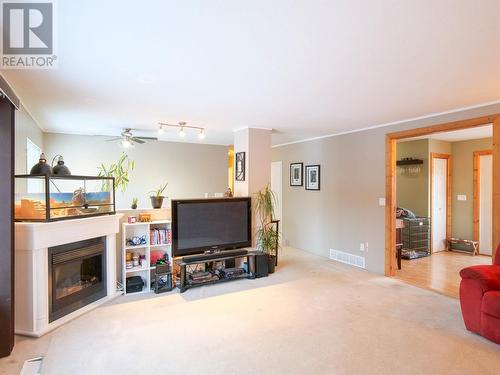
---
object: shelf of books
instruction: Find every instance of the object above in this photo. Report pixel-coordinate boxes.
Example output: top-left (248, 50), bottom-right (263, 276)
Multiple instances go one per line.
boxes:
top-left (122, 220), bottom-right (172, 295)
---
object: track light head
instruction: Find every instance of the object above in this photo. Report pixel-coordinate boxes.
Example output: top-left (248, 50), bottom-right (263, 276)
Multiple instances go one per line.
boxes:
top-left (198, 128), bottom-right (206, 139)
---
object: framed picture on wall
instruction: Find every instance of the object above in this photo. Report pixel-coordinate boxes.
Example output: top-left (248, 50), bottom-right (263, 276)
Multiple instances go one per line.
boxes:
top-left (290, 162), bottom-right (303, 186)
top-left (305, 165), bottom-right (320, 190)
top-left (235, 152), bottom-right (245, 181)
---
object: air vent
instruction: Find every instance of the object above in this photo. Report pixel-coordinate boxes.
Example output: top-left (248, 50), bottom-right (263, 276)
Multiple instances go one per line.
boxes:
top-left (329, 249), bottom-right (365, 269)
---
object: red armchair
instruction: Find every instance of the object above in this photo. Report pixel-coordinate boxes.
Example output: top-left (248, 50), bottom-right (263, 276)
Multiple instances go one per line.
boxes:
top-left (459, 246), bottom-right (500, 344)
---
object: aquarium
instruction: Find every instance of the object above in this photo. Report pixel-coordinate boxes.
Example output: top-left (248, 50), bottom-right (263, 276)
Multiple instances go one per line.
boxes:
top-left (15, 175), bottom-right (115, 222)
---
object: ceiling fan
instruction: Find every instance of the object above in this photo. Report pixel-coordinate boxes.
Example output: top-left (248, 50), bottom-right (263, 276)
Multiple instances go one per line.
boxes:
top-left (106, 128), bottom-right (158, 147)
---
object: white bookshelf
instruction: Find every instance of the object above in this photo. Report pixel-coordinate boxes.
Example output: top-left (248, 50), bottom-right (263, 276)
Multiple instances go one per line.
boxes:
top-left (122, 220), bottom-right (172, 295)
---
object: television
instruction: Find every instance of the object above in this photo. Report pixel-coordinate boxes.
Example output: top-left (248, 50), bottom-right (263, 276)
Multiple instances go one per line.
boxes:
top-left (172, 197), bottom-right (252, 257)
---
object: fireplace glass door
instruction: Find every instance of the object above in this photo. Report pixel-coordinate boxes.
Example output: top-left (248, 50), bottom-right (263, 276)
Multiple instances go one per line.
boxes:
top-left (49, 237), bottom-right (107, 322)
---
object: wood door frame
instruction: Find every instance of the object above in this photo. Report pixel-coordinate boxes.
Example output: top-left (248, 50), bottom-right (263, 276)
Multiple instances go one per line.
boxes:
top-left (385, 114), bottom-right (500, 276)
top-left (473, 150), bottom-right (493, 255)
top-left (430, 153), bottom-right (451, 253)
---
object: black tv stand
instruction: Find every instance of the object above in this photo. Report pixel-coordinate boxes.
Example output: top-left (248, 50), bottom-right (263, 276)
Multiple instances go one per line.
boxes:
top-left (182, 249), bottom-right (248, 263)
top-left (175, 249), bottom-right (261, 293)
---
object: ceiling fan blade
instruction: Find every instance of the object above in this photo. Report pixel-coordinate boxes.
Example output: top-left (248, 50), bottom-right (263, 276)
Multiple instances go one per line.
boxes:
top-left (105, 137), bottom-right (122, 142)
top-left (136, 136), bottom-right (158, 140)
top-left (131, 137), bottom-right (145, 144)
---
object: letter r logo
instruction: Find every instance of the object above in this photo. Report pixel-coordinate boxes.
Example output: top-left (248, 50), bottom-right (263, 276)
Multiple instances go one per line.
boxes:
top-left (2, 2), bottom-right (53, 54)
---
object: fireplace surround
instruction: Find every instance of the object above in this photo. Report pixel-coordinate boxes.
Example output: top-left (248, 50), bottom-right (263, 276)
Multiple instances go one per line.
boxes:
top-left (15, 214), bottom-right (122, 337)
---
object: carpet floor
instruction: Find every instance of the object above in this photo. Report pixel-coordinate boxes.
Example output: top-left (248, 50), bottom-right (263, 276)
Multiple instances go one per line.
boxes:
top-left (1, 247), bottom-right (499, 375)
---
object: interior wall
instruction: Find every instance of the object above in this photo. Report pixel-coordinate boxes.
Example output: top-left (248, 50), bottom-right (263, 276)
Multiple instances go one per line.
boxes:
top-left (44, 133), bottom-right (229, 209)
top-left (272, 102), bottom-right (500, 274)
top-left (451, 137), bottom-right (493, 240)
top-left (0, 97), bottom-right (15, 358)
top-left (14, 106), bottom-right (44, 174)
top-left (396, 139), bottom-right (429, 217)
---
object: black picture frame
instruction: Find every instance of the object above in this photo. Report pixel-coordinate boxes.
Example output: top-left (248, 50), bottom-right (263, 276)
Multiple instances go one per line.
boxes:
top-left (235, 152), bottom-right (245, 181)
top-left (305, 165), bottom-right (320, 190)
top-left (290, 162), bottom-right (303, 186)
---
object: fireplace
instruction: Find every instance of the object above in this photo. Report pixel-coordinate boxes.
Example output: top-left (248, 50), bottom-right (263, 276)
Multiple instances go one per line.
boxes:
top-left (48, 237), bottom-right (107, 322)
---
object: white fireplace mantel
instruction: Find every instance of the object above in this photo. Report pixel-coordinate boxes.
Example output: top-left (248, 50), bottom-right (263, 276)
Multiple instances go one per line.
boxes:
top-left (15, 214), bottom-right (123, 337)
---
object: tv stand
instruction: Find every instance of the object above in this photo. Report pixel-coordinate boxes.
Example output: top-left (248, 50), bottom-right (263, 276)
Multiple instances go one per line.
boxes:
top-left (182, 249), bottom-right (248, 263)
top-left (175, 250), bottom-right (261, 293)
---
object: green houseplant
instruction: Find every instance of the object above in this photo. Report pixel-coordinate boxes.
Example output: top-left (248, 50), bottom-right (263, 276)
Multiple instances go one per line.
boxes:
top-left (131, 197), bottom-right (138, 209)
top-left (255, 185), bottom-right (279, 273)
top-left (149, 183), bottom-right (168, 209)
top-left (97, 153), bottom-right (135, 193)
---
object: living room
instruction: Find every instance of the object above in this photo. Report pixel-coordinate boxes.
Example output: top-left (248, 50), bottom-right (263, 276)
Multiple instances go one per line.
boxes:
top-left (1, 1), bottom-right (500, 374)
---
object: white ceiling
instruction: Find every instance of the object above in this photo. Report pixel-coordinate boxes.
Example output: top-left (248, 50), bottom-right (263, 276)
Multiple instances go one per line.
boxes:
top-left (399, 124), bottom-right (492, 143)
top-left (2, 0), bottom-right (500, 146)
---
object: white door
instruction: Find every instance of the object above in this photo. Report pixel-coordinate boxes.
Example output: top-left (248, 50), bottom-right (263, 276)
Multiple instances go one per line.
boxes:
top-left (432, 158), bottom-right (448, 252)
top-left (271, 161), bottom-right (283, 240)
top-left (479, 154), bottom-right (493, 255)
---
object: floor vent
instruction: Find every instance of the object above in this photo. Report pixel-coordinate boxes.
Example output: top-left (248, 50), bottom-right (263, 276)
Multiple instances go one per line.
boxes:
top-left (329, 249), bottom-right (365, 269)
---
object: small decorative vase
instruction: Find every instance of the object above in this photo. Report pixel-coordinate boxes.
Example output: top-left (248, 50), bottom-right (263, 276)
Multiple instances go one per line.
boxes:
top-left (150, 196), bottom-right (164, 209)
top-left (131, 203), bottom-right (137, 209)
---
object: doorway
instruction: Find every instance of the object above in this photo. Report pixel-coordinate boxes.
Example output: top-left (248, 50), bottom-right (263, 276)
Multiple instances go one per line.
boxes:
top-left (430, 153), bottom-right (451, 253)
top-left (386, 115), bottom-right (500, 276)
top-left (474, 150), bottom-right (493, 255)
top-left (391, 125), bottom-right (495, 297)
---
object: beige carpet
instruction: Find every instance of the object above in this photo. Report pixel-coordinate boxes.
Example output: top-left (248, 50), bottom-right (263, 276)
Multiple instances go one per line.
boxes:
top-left (1, 247), bottom-right (499, 375)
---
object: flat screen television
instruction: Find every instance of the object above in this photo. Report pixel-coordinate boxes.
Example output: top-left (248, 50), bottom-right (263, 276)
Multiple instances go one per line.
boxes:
top-left (172, 197), bottom-right (252, 257)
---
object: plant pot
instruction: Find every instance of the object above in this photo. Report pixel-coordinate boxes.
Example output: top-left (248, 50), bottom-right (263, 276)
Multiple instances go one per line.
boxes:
top-left (267, 254), bottom-right (276, 274)
top-left (150, 196), bottom-right (164, 209)
top-left (131, 204), bottom-right (137, 209)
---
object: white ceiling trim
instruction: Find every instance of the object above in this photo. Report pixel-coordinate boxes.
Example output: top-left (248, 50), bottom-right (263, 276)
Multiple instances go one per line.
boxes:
top-left (272, 99), bottom-right (500, 148)
top-left (1, 73), bottom-right (44, 131)
top-left (232, 126), bottom-right (274, 132)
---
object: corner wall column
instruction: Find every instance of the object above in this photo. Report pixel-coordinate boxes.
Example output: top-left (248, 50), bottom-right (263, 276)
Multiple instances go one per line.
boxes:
top-left (233, 128), bottom-right (272, 243)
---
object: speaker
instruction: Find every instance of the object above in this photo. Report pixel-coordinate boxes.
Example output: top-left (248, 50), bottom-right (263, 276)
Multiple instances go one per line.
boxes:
top-left (253, 253), bottom-right (269, 278)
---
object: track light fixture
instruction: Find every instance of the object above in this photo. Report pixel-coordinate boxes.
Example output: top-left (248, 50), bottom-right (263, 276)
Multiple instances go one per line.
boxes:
top-left (198, 128), bottom-right (205, 139)
top-left (158, 121), bottom-right (206, 140)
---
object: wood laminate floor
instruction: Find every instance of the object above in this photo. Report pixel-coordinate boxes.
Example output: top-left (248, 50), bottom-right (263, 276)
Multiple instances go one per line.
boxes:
top-left (394, 251), bottom-right (492, 298)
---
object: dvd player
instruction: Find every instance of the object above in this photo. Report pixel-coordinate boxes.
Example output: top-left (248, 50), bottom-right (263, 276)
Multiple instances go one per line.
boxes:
top-left (182, 249), bottom-right (248, 263)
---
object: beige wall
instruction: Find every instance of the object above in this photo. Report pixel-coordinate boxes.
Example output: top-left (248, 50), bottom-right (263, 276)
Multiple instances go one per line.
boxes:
top-left (44, 133), bottom-right (229, 209)
top-left (396, 139), bottom-right (429, 217)
top-left (451, 137), bottom-right (493, 240)
top-left (272, 102), bottom-right (500, 274)
top-left (15, 106), bottom-right (44, 174)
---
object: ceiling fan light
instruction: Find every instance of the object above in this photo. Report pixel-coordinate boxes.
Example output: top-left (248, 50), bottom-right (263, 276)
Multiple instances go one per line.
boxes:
top-left (198, 129), bottom-right (205, 139)
top-left (179, 127), bottom-right (186, 137)
top-left (121, 138), bottom-right (132, 148)
top-left (158, 125), bottom-right (165, 135)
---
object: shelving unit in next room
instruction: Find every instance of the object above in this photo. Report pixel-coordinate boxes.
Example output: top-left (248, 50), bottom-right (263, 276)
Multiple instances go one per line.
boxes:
top-left (122, 220), bottom-right (172, 295)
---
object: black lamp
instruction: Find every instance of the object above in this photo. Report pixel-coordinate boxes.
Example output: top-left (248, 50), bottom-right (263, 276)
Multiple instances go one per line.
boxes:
top-left (30, 153), bottom-right (53, 175)
top-left (52, 155), bottom-right (71, 176)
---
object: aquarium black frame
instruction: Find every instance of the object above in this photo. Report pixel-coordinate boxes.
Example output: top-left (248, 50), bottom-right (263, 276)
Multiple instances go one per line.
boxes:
top-left (14, 175), bottom-right (116, 222)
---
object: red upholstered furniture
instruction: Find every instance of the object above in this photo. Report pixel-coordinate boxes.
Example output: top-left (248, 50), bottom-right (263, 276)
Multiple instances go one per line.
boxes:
top-left (459, 246), bottom-right (500, 344)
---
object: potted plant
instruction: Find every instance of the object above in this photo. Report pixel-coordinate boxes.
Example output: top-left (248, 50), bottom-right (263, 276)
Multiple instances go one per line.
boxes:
top-left (255, 185), bottom-right (279, 273)
top-left (131, 197), bottom-right (138, 209)
top-left (97, 153), bottom-right (135, 193)
top-left (149, 183), bottom-right (168, 209)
